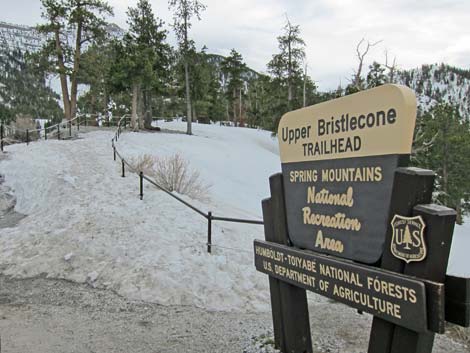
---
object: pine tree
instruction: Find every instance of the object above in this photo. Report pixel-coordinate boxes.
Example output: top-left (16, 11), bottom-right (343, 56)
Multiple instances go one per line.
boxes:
top-left (37, 0), bottom-right (112, 120)
top-left (169, 0), bottom-right (206, 135)
top-left (413, 103), bottom-right (470, 224)
top-left (109, 0), bottom-right (169, 130)
top-left (0, 45), bottom-right (62, 124)
top-left (221, 49), bottom-right (246, 126)
top-left (403, 225), bottom-right (412, 250)
top-left (269, 18), bottom-right (305, 110)
top-left (366, 61), bottom-right (386, 88)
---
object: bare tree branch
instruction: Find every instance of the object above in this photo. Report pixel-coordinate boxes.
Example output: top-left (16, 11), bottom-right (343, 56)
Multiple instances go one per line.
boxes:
top-left (352, 38), bottom-right (382, 90)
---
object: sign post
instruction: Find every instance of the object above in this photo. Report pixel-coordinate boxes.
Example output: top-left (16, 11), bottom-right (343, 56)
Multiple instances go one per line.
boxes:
top-left (255, 84), bottom-right (469, 353)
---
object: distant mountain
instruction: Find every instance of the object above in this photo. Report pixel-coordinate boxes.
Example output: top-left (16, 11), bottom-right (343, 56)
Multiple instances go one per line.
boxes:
top-left (0, 21), bottom-right (44, 52)
top-left (0, 21), bottom-right (124, 54)
top-left (394, 63), bottom-right (470, 118)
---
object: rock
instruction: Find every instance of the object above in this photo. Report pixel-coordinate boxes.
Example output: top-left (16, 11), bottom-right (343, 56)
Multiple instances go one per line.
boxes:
top-left (64, 252), bottom-right (74, 262)
top-left (87, 271), bottom-right (99, 283)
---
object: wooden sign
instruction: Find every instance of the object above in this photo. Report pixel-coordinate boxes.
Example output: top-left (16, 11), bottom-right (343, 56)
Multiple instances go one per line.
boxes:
top-left (254, 240), bottom-right (429, 332)
top-left (277, 84), bottom-right (417, 263)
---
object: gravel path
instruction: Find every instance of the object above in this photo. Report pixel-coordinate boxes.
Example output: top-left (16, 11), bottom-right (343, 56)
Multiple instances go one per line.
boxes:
top-left (0, 276), bottom-right (467, 353)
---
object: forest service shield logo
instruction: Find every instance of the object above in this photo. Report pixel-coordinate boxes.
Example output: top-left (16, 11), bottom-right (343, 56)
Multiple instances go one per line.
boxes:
top-left (390, 215), bottom-right (427, 263)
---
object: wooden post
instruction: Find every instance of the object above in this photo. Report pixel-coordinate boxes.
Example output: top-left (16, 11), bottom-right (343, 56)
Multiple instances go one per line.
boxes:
top-left (207, 211), bottom-right (212, 253)
top-left (368, 167), bottom-right (435, 353)
top-left (389, 204), bottom-right (456, 353)
top-left (139, 171), bottom-right (144, 200)
top-left (69, 120), bottom-right (72, 137)
top-left (45, 126), bottom-right (47, 140)
top-left (266, 173), bottom-right (313, 353)
top-left (113, 146), bottom-right (116, 161)
top-left (57, 124), bottom-right (60, 140)
top-left (26, 129), bottom-right (29, 145)
top-left (78, 116), bottom-right (80, 131)
top-left (121, 159), bottom-right (125, 177)
top-left (262, 198), bottom-right (285, 351)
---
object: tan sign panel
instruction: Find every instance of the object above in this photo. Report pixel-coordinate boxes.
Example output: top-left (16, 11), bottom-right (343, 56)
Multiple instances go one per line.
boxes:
top-left (278, 84), bottom-right (417, 163)
top-left (278, 85), bottom-right (418, 263)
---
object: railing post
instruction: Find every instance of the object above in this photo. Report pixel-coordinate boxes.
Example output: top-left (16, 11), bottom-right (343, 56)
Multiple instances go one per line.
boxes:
top-left (26, 129), bottom-right (29, 145)
top-left (139, 171), bottom-right (143, 200)
top-left (121, 159), bottom-right (125, 177)
top-left (58, 124), bottom-right (60, 140)
top-left (85, 116), bottom-right (88, 127)
top-left (113, 145), bottom-right (116, 161)
top-left (207, 211), bottom-right (212, 253)
top-left (45, 126), bottom-right (47, 140)
top-left (1, 122), bottom-right (4, 152)
top-left (69, 120), bottom-right (72, 137)
top-left (77, 116), bottom-right (80, 131)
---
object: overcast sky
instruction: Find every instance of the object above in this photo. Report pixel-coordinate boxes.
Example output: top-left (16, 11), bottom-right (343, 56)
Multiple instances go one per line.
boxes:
top-left (4, 0), bottom-right (470, 90)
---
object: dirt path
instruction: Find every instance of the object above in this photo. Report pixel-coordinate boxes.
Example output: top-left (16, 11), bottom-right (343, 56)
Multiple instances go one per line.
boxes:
top-left (0, 276), bottom-right (467, 353)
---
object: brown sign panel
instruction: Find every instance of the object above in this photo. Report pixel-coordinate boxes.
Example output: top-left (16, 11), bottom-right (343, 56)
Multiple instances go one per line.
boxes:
top-left (277, 84), bottom-right (417, 263)
top-left (254, 240), bottom-right (428, 332)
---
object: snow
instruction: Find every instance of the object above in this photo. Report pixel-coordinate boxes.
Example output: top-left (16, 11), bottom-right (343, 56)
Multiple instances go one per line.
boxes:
top-left (0, 124), bottom-right (280, 312)
top-left (0, 122), bottom-right (468, 314)
top-left (448, 221), bottom-right (470, 277)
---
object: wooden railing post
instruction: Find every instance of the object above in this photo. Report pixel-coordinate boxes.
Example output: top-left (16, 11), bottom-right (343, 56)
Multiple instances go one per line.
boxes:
top-left (121, 159), bottom-right (125, 177)
top-left (139, 171), bottom-right (144, 200)
top-left (207, 211), bottom-right (212, 253)
top-left (57, 124), bottom-right (60, 140)
top-left (26, 129), bottom-right (29, 145)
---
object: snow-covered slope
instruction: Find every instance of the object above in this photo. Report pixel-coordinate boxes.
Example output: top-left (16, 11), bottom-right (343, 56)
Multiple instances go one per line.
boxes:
top-left (0, 123), bottom-right (468, 313)
top-left (0, 124), bottom-right (280, 311)
top-left (395, 64), bottom-right (470, 118)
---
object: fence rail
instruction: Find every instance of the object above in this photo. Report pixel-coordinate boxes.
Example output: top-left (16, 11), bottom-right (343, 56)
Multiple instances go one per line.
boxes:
top-left (111, 116), bottom-right (264, 253)
top-left (1, 114), bottom-right (129, 151)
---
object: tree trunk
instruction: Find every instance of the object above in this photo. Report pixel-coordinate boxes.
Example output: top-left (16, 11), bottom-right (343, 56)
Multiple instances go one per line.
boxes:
top-left (456, 205), bottom-right (463, 225)
top-left (239, 88), bottom-right (242, 126)
top-left (137, 88), bottom-right (144, 129)
top-left (55, 28), bottom-right (71, 121)
top-left (184, 61), bottom-right (192, 135)
top-left (233, 88), bottom-right (237, 126)
top-left (143, 90), bottom-right (153, 129)
top-left (287, 36), bottom-right (292, 109)
top-left (131, 82), bottom-right (139, 131)
top-left (303, 65), bottom-right (307, 107)
top-left (443, 119), bottom-right (449, 203)
top-left (70, 20), bottom-right (83, 120)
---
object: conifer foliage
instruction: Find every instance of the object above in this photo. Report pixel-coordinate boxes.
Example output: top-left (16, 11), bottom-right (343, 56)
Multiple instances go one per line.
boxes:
top-left (0, 46), bottom-right (62, 124)
top-left (413, 104), bottom-right (470, 224)
top-left (36, 0), bottom-right (113, 121)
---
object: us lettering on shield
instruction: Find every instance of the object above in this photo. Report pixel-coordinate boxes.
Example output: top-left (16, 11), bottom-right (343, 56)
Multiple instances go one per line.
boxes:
top-left (390, 215), bottom-right (427, 263)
